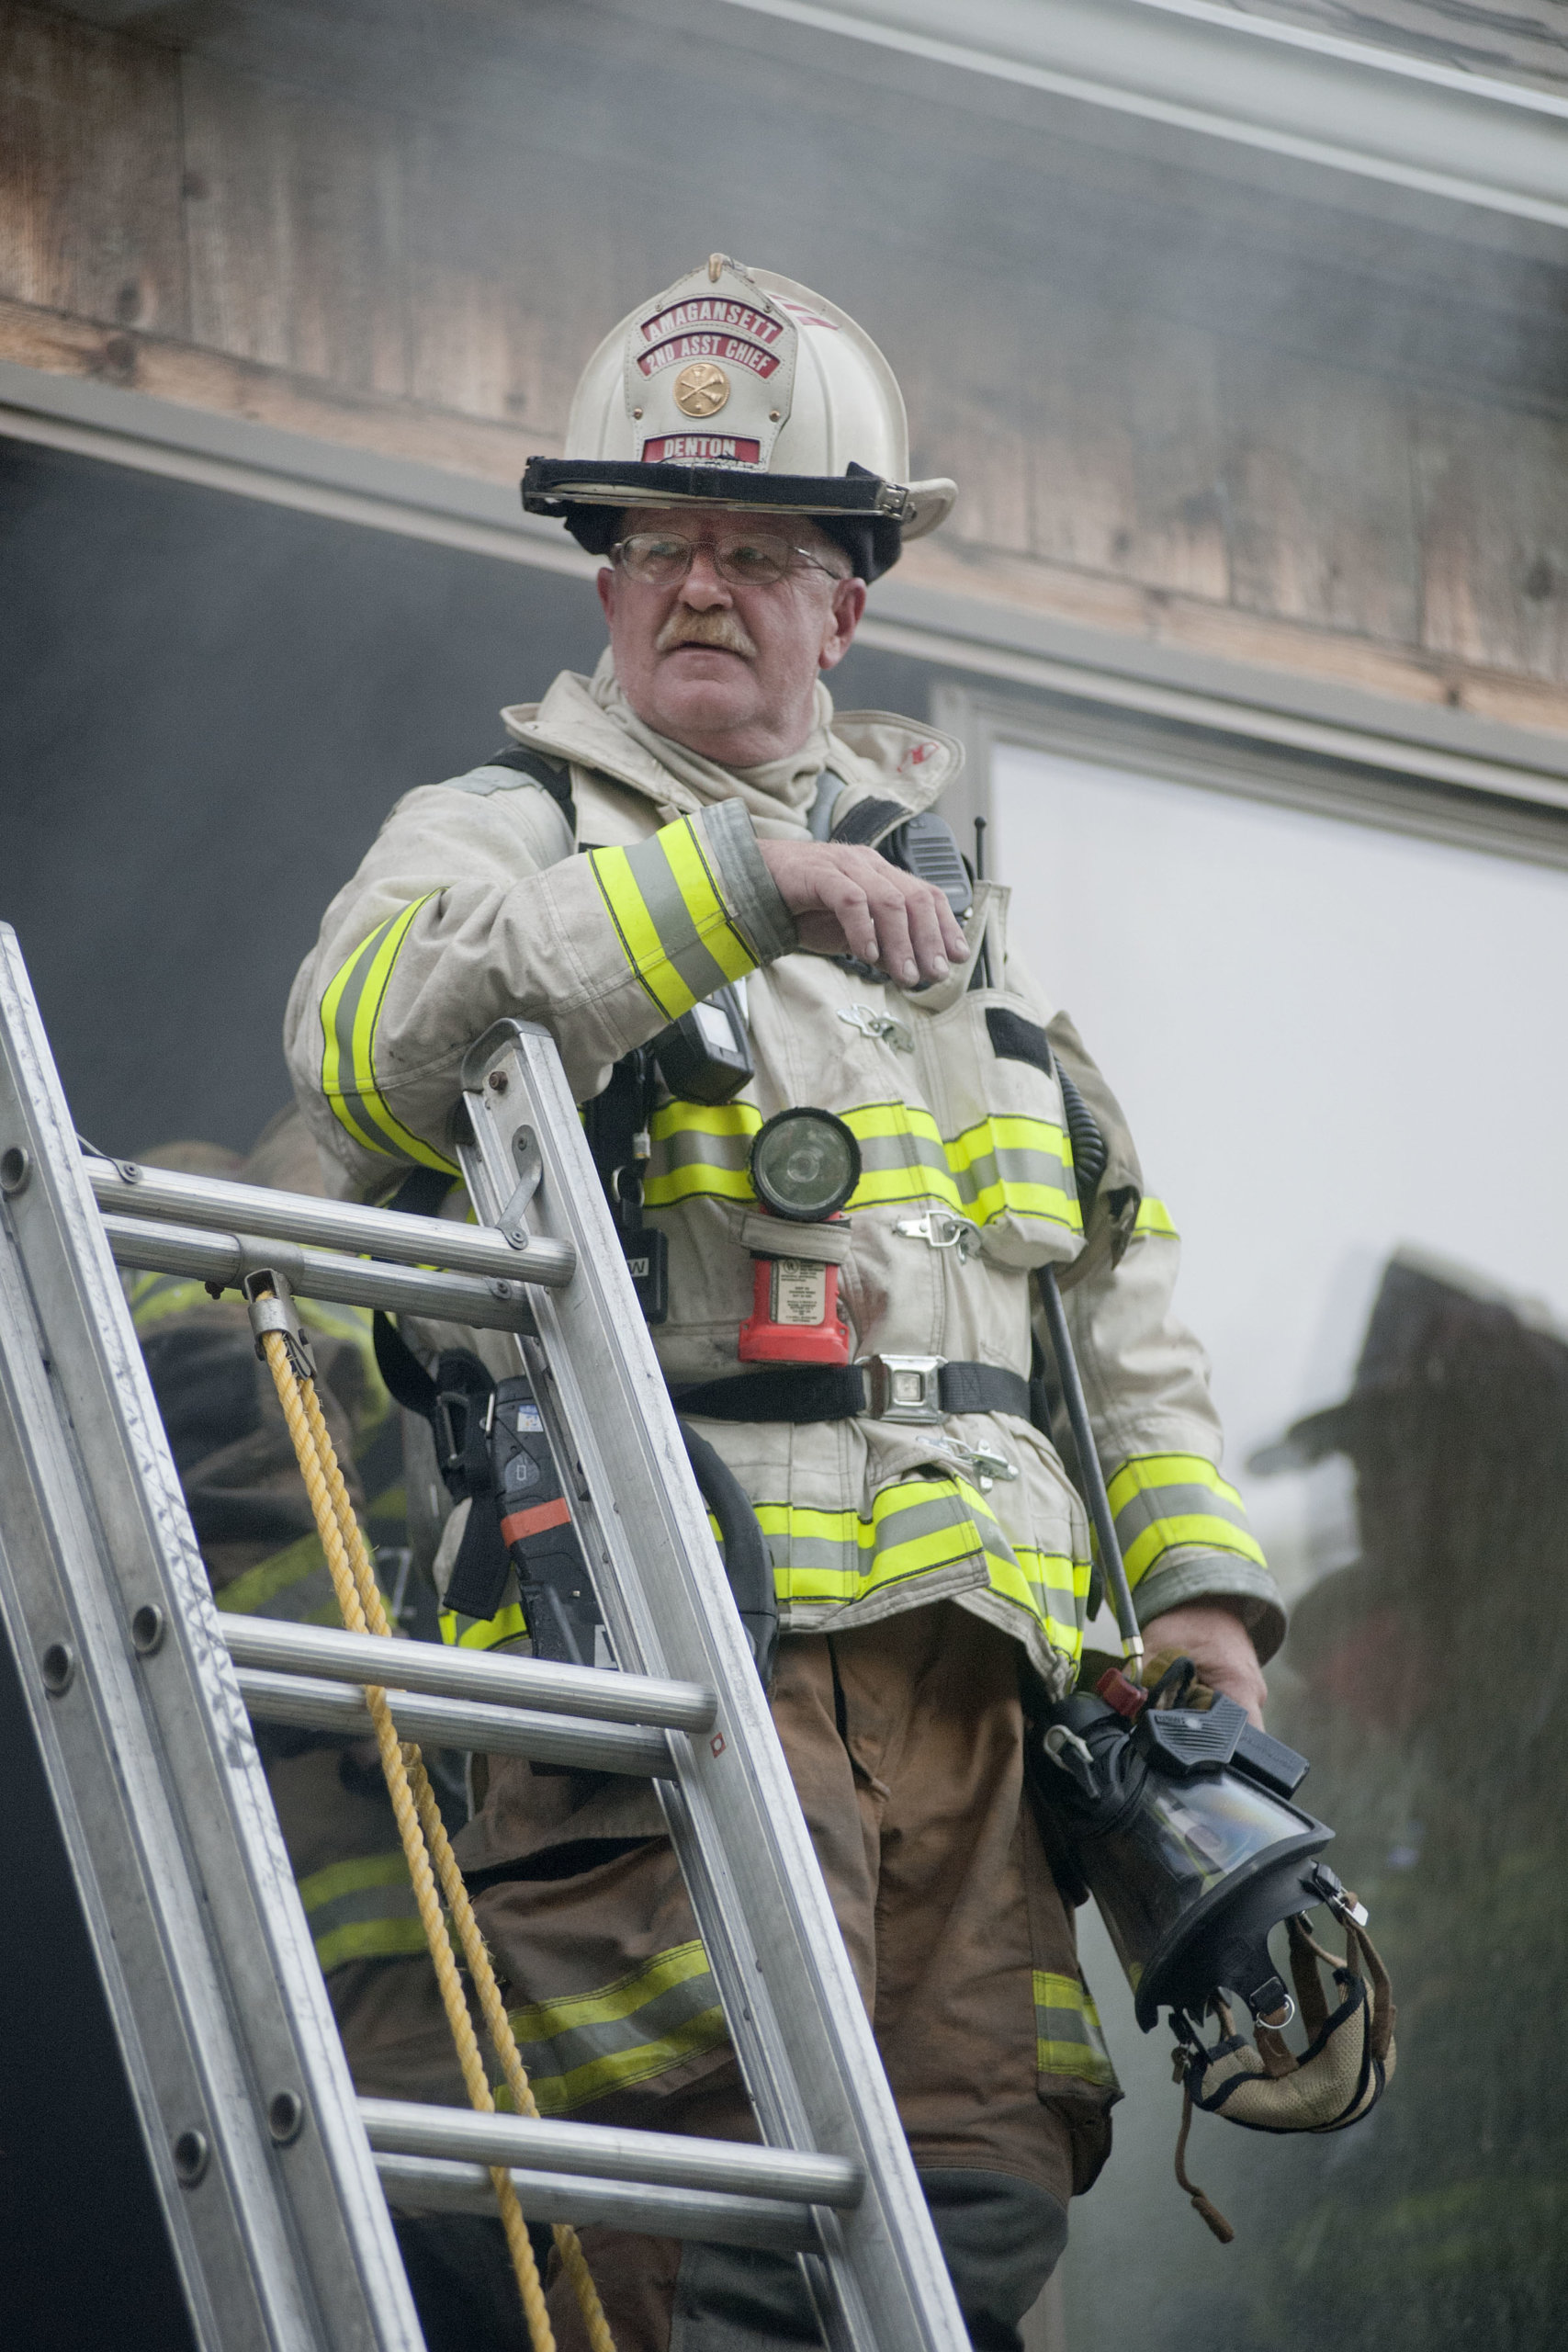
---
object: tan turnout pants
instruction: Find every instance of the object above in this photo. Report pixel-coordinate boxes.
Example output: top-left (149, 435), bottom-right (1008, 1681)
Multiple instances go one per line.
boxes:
top-left (467, 1602), bottom-right (1116, 2350)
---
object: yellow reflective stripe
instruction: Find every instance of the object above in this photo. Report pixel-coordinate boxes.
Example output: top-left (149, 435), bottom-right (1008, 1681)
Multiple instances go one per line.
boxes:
top-left (591, 845), bottom-right (676, 1011)
top-left (503, 2006), bottom-right (729, 2119)
top-left (589, 820), bottom-right (756, 1021)
top-left (653, 1102), bottom-right (762, 1138)
top-left (649, 1164), bottom-right (755, 1206)
top-left (217, 1531), bottom-right (328, 1617)
top-left (508, 1940), bottom-right (713, 2043)
top-left (297, 1850), bottom-right (412, 1913)
top-left (1106, 1453), bottom-right (1243, 1516)
top-left (644, 1099), bottom-right (763, 1208)
top-left (312, 1919), bottom-right (429, 1971)
top-left (755, 1483), bottom-right (981, 1606)
top-left (1004, 1548), bottom-right (1090, 1665)
top-left (644, 1097), bottom-right (1077, 1227)
top-left (1106, 1453), bottom-right (1267, 1587)
top-left (843, 1102), bottom-right (944, 1145)
top-left (1033, 1969), bottom-right (1118, 2088)
top-left (1122, 1512), bottom-right (1269, 1583)
top-left (502, 1939), bottom-right (728, 2115)
top-left (218, 1532), bottom-right (392, 1626)
top-left (320, 896), bottom-right (458, 1171)
top-left (440, 1600), bottom-right (529, 1651)
top-left (1134, 1197), bottom-right (1178, 1238)
top-left (126, 1273), bottom-right (220, 1331)
top-left (946, 1114), bottom-right (1082, 1233)
top-left (296, 1851), bottom-right (423, 1974)
top-left (660, 820), bottom-right (756, 988)
top-left (842, 1102), bottom-right (959, 1213)
top-left (750, 1479), bottom-right (1088, 1657)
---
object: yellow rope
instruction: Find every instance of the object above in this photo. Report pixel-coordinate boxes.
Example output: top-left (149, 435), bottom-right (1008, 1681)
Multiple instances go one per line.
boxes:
top-left (292, 1375), bottom-right (615, 2347)
top-left (256, 1312), bottom-right (615, 2352)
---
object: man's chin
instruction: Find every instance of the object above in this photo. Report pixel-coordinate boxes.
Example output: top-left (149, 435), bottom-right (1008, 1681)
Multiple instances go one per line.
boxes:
top-left (646, 662), bottom-right (760, 741)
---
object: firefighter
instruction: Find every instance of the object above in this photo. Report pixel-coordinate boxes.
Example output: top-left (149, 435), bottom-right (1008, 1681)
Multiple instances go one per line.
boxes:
top-left (286, 256), bottom-right (1282, 2351)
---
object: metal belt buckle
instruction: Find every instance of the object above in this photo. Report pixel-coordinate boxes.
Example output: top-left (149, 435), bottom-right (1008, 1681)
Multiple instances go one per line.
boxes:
top-left (858, 1353), bottom-right (945, 1424)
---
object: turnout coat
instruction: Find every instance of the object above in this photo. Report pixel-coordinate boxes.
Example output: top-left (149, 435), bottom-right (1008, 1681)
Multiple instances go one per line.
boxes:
top-left (285, 668), bottom-right (1283, 1693)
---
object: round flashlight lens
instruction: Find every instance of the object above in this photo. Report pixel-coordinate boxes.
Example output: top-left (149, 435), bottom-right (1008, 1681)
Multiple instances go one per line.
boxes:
top-left (750, 1111), bottom-right (861, 1222)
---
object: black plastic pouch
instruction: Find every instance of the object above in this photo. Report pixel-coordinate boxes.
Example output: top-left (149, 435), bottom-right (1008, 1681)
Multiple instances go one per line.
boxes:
top-left (650, 982), bottom-right (752, 1106)
top-left (581, 1046), bottom-right (669, 1324)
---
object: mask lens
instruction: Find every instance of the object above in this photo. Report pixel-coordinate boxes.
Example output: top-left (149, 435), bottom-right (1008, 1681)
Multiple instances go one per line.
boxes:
top-left (751, 1111), bottom-right (861, 1221)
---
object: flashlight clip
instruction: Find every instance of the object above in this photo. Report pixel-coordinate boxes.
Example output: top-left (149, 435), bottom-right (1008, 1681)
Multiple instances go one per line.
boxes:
top-left (838, 1003), bottom-right (915, 1055)
top-left (896, 1208), bottom-right (979, 1260)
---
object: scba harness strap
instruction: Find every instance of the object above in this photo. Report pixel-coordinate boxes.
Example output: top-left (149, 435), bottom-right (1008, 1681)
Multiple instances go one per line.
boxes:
top-left (1168, 1880), bottom-right (1396, 2246)
top-left (1181, 1907), bottom-right (1396, 2135)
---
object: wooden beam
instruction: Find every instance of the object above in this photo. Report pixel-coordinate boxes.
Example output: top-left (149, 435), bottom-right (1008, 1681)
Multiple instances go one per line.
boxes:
top-left (0, 6), bottom-right (186, 338)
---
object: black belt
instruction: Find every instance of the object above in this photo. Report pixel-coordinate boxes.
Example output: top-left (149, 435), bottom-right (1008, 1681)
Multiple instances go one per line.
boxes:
top-left (671, 1358), bottom-right (1032, 1426)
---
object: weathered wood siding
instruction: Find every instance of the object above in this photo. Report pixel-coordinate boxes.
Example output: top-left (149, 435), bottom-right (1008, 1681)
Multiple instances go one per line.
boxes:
top-left (3, 0), bottom-right (1567, 736)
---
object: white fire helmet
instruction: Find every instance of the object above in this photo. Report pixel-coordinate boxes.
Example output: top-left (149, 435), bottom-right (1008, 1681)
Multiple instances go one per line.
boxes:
top-left (522, 254), bottom-right (956, 582)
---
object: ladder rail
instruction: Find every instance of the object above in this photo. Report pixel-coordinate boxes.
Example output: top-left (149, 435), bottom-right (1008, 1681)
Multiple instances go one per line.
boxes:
top-left (0, 928), bottom-right (423, 2352)
top-left (457, 1020), bottom-right (972, 2352)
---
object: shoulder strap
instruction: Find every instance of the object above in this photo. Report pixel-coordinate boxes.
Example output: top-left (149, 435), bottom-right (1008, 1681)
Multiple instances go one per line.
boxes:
top-left (481, 741), bottom-right (577, 833)
top-left (370, 1164), bottom-right (461, 1418)
top-left (829, 794), bottom-right (908, 851)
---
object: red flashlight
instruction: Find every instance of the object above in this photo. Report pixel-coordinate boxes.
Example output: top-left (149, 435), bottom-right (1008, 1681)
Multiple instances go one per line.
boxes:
top-left (737, 1110), bottom-right (860, 1368)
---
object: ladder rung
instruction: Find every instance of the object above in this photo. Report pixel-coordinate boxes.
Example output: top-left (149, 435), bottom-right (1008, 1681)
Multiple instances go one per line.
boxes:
top-left (360, 2097), bottom-right (863, 2210)
top-left (237, 1668), bottom-right (671, 1777)
top-left (373, 2153), bottom-right (818, 2254)
top-left (86, 1156), bottom-right (575, 1288)
top-left (222, 1615), bottom-right (716, 1732)
top-left (105, 1213), bottom-right (539, 1335)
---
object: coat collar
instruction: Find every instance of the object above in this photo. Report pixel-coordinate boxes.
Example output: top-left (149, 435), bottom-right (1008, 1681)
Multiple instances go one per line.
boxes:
top-left (498, 666), bottom-right (962, 831)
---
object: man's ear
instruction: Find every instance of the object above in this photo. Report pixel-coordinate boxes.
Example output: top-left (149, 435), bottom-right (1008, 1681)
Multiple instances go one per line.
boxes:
top-left (595, 566), bottom-right (616, 625)
top-left (818, 576), bottom-right (868, 673)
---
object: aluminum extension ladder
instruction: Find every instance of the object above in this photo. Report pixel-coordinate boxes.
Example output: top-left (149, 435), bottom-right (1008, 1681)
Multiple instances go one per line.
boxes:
top-left (0, 924), bottom-right (969, 2352)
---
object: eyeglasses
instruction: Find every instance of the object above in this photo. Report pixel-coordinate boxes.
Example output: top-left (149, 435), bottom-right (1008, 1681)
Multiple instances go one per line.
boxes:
top-left (610, 530), bottom-right (849, 588)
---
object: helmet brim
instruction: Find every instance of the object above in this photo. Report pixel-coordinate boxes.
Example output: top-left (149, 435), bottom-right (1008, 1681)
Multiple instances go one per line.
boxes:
top-left (522, 457), bottom-right (954, 583)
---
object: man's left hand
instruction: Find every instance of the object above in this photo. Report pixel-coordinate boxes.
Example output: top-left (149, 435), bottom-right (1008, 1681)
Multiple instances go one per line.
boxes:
top-left (1138, 1601), bottom-right (1267, 1727)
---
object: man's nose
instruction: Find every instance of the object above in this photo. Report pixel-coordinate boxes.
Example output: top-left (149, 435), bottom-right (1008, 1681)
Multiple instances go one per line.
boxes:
top-left (677, 547), bottom-right (732, 609)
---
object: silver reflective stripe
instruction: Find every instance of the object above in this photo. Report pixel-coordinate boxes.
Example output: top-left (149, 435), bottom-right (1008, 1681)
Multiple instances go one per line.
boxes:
top-left (621, 830), bottom-right (740, 1007)
top-left (1107, 1455), bottom-right (1267, 1586)
top-left (1034, 1971), bottom-right (1119, 2091)
top-left (853, 1129), bottom-right (953, 1189)
top-left (505, 1940), bottom-right (729, 2116)
top-left (298, 1854), bottom-right (424, 1973)
top-left (646, 1113), bottom-right (760, 1204)
top-left (949, 1135), bottom-right (1074, 1217)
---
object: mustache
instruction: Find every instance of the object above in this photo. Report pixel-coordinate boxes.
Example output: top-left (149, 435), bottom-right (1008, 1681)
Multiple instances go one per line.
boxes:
top-left (655, 607), bottom-right (758, 658)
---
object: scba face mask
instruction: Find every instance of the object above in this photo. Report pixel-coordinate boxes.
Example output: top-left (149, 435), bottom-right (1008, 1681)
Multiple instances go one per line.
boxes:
top-left (1028, 1649), bottom-right (1396, 2243)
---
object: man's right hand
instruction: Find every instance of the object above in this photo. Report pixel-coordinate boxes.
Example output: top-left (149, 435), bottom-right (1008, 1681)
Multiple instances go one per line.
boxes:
top-left (758, 839), bottom-right (970, 989)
